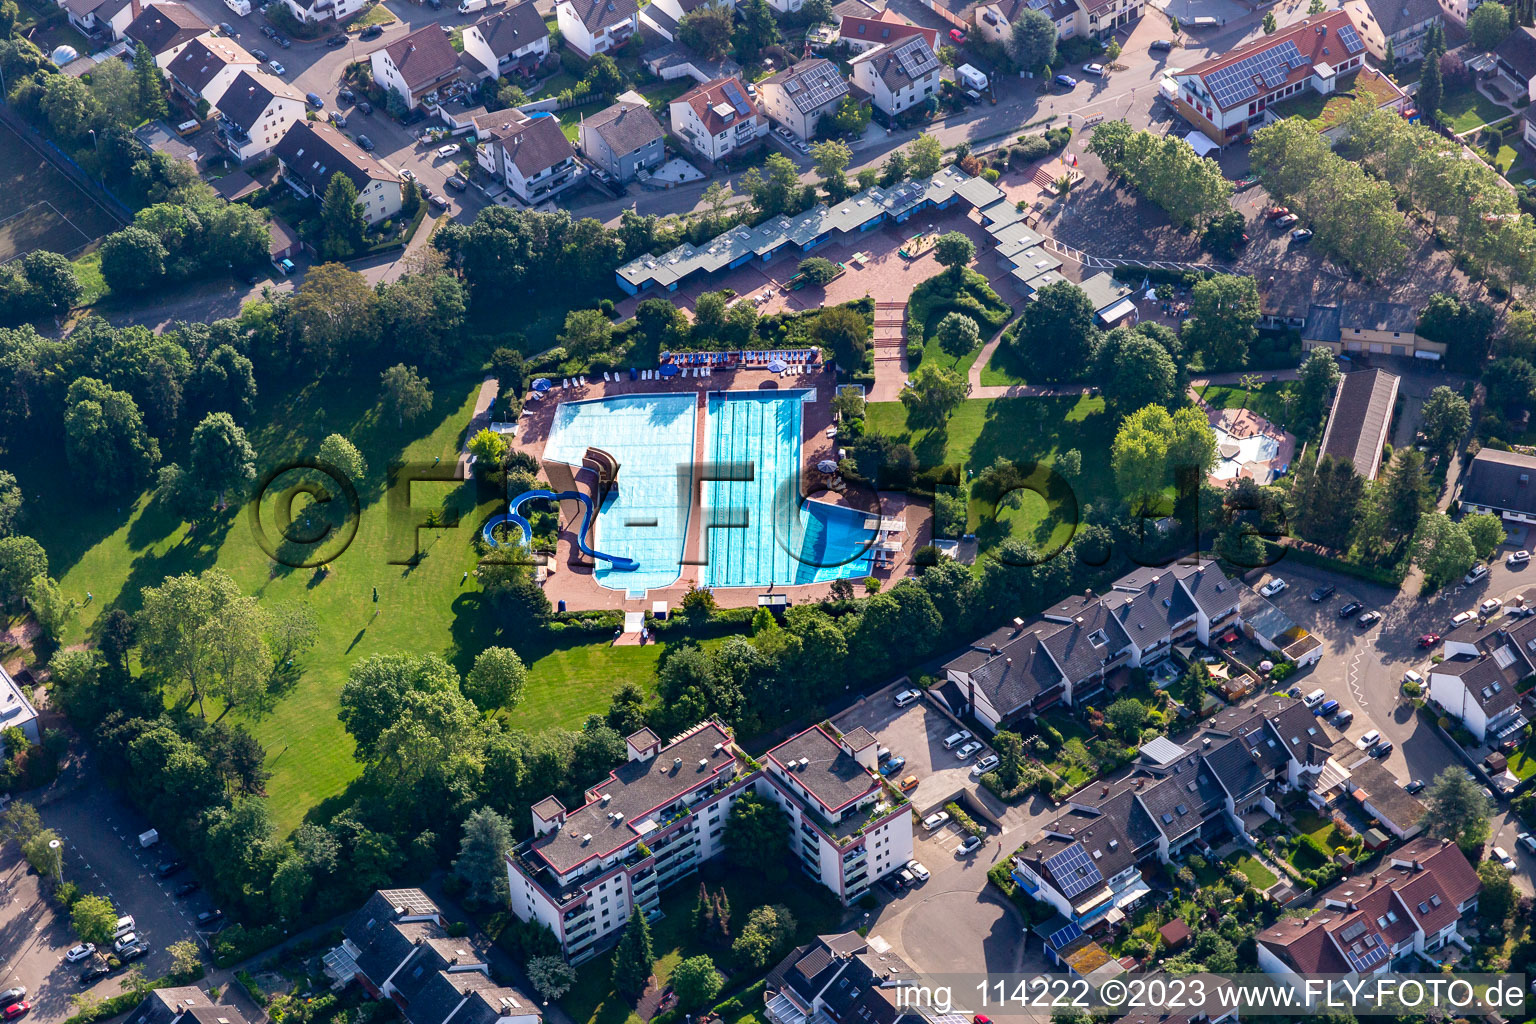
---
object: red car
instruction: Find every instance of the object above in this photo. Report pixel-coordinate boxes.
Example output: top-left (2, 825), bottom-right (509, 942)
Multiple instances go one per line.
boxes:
top-left (949, 27), bottom-right (966, 42)
top-left (1418, 633), bottom-right (1441, 648)
top-left (1263, 206), bottom-right (1291, 220)
top-left (4, 1003), bottom-right (31, 1020)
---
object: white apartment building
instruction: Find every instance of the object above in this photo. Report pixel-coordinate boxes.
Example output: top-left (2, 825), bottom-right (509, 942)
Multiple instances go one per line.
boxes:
top-left (668, 75), bottom-right (766, 162)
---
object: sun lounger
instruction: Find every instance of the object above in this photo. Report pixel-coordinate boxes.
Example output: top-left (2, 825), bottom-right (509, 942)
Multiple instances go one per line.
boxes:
top-left (562, 378), bottom-right (570, 389)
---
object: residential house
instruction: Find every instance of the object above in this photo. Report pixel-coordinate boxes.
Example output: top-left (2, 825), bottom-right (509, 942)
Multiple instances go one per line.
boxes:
top-left (472, 108), bottom-right (582, 203)
top-left (757, 59), bottom-right (849, 140)
top-left (763, 932), bottom-right (924, 1024)
top-left (276, 0), bottom-right (368, 26)
top-left (0, 666), bottom-right (39, 759)
top-left (370, 26), bottom-right (463, 109)
top-left (274, 120), bottom-right (402, 226)
top-left (124, 3), bottom-right (209, 67)
top-left (166, 36), bottom-right (259, 109)
top-left (578, 100), bottom-right (664, 181)
top-left (61, 0), bottom-right (141, 43)
top-left (938, 560), bottom-right (1243, 734)
top-left (506, 722), bottom-right (914, 963)
top-left (1439, 0), bottom-right (1484, 21)
top-left (837, 9), bottom-right (937, 53)
top-left (849, 34), bottom-right (942, 120)
top-left (669, 75), bottom-right (766, 161)
top-left (1459, 448), bottom-right (1536, 524)
top-left (322, 889), bottom-right (542, 1024)
top-left (1341, 0), bottom-right (1441, 60)
top-left (461, 3), bottom-right (549, 79)
top-left (1256, 837), bottom-right (1481, 986)
top-left (268, 216), bottom-right (302, 265)
top-left (1427, 614), bottom-right (1534, 744)
top-left (640, 40), bottom-right (740, 85)
top-left (639, 0), bottom-right (735, 44)
top-left (1496, 25), bottom-right (1536, 104)
top-left (1346, 758), bottom-right (1425, 840)
top-left (555, 0), bottom-right (639, 58)
top-left (215, 70), bottom-right (307, 161)
top-left (1171, 12), bottom-right (1368, 145)
top-left (126, 987), bottom-right (252, 1024)
top-left (922, 0), bottom-right (1080, 40)
top-left (1301, 300), bottom-right (1442, 360)
top-left (1317, 368), bottom-right (1399, 480)
top-left (1076, 0), bottom-right (1142, 36)
top-left (1010, 806), bottom-right (1153, 930)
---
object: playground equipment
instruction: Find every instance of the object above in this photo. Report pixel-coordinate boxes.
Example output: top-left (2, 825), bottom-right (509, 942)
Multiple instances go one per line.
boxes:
top-left (898, 230), bottom-right (937, 259)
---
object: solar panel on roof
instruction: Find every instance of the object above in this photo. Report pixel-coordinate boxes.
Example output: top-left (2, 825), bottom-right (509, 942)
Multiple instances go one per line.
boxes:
top-left (1204, 39), bottom-right (1305, 108)
top-left (721, 80), bottom-right (751, 116)
top-left (1346, 942), bottom-right (1389, 972)
top-left (895, 37), bottom-right (938, 80)
top-left (1047, 922), bottom-right (1083, 949)
top-left (1044, 843), bottom-right (1104, 900)
top-left (1337, 23), bottom-right (1364, 54)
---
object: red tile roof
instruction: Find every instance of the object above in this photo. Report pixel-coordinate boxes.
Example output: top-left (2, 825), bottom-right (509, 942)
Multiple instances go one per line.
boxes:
top-left (838, 10), bottom-right (937, 49)
top-left (674, 75), bottom-right (757, 137)
top-left (1181, 11), bottom-right (1362, 112)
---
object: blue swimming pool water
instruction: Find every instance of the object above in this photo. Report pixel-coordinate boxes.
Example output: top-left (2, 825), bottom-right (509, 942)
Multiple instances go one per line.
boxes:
top-left (543, 393), bottom-right (696, 592)
top-left (701, 391), bottom-right (875, 588)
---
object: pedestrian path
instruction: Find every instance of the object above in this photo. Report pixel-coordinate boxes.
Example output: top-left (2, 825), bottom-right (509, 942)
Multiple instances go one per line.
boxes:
top-left (870, 300), bottom-right (908, 402)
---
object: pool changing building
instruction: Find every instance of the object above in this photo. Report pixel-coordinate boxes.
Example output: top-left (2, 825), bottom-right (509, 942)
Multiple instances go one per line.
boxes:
top-left (507, 721), bottom-right (914, 963)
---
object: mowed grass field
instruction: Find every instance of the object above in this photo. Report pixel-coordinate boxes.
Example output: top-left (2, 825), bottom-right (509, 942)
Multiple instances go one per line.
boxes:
top-left (0, 118), bottom-right (123, 262)
top-left (24, 372), bottom-right (676, 832)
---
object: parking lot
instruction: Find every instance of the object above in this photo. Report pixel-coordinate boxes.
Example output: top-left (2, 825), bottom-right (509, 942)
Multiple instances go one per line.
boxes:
top-left (834, 689), bottom-right (993, 820)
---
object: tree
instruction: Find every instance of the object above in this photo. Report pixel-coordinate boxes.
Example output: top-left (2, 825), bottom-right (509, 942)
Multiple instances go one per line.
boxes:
top-left (583, 53), bottom-right (622, 94)
top-left (1201, 209), bottom-right (1247, 259)
top-left (289, 263), bottom-right (379, 368)
top-left (99, 227), bottom-right (166, 293)
top-left (1008, 8), bottom-right (1057, 70)
top-left (1420, 385), bottom-right (1470, 457)
top-left (64, 377), bottom-right (160, 495)
top-left (935, 311), bottom-right (982, 358)
top-left (992, 729), bottom-right (1024, 789)
top-left (1289, 454), bottom-right (1364, 548)
top-left (1382, 37), bottom-right (1396, 75)
top-left (1087, 125), bottom-right (1234, 227)
top-left (1017, 282), bottom-right (1101, 380)
top-left (39, 74), bottom-right (98, 141)
top-left (672, 955), bottom-right (723, 1009)
top-left (1261, 10), bottom-right (1277, 31)
top-left (732, 0), bottom-right (779, 62)
top-left (1469, 1), bottom-right (1512, 47)
top-left (880, 147), bottom-right (909, 187)
top-left (722, 791), bottom-right (790, 881)
top-left (1104, 697), bottom-right (1149, 741)
top-left (20, 250), bottom-right (80, 312)
top-left (189, 412), bottom-right (255, 505)
top-left (21, 827), bottom-right (62, 879)
top-left (560, 307), bottom-right (613, 358)
top-left (453, 807), bottom-right (514, 903)
top-left (934, 231), bottom-right (976, 276)
top-left (1486, 357), bottom-right (1536, 414)
top-left (71, 893), bottom-right (117, 945)
top-left (1183, 275), bottom-right (1260, 369)
top-left (468, 428), bottom-right (508, 470)
top-left (1112, 405), bottom-right (1215, 512)
top-left (1476, 860), bottom-right (1518, 924)
top-left (611, 907), bottom-right (656, 999)
top-left (464, 646), bottom-right (527, 712)
top-left (0, 799), bottom-right (42, 846)
top-left (167, 939), bottom-right (202, 980)
top-left (1098, 328), bottom-right (1177, 419)
top-left (908, 134), bottom-right (943, 178)
top-left (1420, 765), bottom-right (1491, 853)
top-left (27, 575), bottom-right (74, 641)
top-left (1294, 346), bottom-right (1340, 432)
top-left (0, 536), bottom-right (47, 605)
top-left (740, 153), bottom-right (803, 217)
top-left (1370, 448), bottom-right (1426, 545)
top-left (732, 904), bottom-right (796, 969)
top-left (133, 41), bottom-right (166, 119)
top-left (380, 364), bottom-right (433, 427)
top-left (900, 363), bottom-right (969, 428)
top-left (677, 0), bottom-right (735, 58)
top-left (88, 57), bottom-right (140, 129)
top-left (810, 139), bottom-right (853, 199)
top-left (320, 172), bottom-right (368, 261)
top-left (823, 93), bottom-right (869, 137)
top-left (1463, 512), bottom-right (1507, 560)
top-left (339, 653), bottom-right (461, 756)
top-left (317, 434), bottom-right (367, 485)
top-left (1418, 51), bottom-right (1443, 123)
top-left (811, 306), bottom-right (869, 369)
top-left (797, 257), bottom-right (840, 285)
top-left (0, 471), bottom-right (20, 537)
top-left (1308, 0), bottom-right (1325, 11)
top-left (137, 569), bottom-right (270, 720)
top-left (526, 955), bottom-right (577, 1001)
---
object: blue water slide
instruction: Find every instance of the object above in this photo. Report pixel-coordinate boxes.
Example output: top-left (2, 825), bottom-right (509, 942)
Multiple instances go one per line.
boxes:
top-left (482, 489), bottom-right (639, 571)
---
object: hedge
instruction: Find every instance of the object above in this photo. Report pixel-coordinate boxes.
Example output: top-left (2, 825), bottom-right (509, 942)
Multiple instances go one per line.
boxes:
top-left (1262, 540), bottom-right (1408, 587)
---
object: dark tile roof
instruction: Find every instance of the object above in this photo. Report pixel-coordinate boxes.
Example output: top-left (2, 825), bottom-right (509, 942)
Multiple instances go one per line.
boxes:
top-left (470, 2), bottom-right (547, 55)
top-left (561, 0), bottom-right (639, 33)
top-left (1302, 303), bottom-right (1344, 343)
top-left (1347, 0), bottom-right (1441, 39)
top-left (1100, 786), bottom-right (1163, 851)
top-left (851, 34), bottom-right (938, 93)
top-left (167, 36), bottom-right (254, 93)
top-left (1035, 808), bottom-right (1137, 889)
top-left (276, 120), bottom-right (395, 193)
top-left (380, 26), bottom-right (462, 92)
top-left (1135, 756), bottom-right (1224, 840)
top-left (1339, 299), bottom-right (1417, 333)
top-left (343, 892), bottom-right (439, 985)
top-left (492, 111), bottom-right (575, 176)
top-left (1037, 600), bottom-right (1133, 686)
top-left (1318, 368), bottom-right (1398, 481)
top-left (1347, 758), bottom-right (1425, 831)
top-left (128, 988), bottom-right (221, 1024)
top-left (1265, 699), bottom-right (1334, 765)
top-left (1460, 448), bottom-right (1536, 517)
top-left (582, 101), bottom-right (663, 156)
top-left (1497, 25), bottom-right (1536, 81)
top-left (1104, 576), bottom-right (1196, 646)
top-left (125, 3), bottom-right (207, 55)
top-left (962, 628), bottom-right (1066, 716)
top-left (216, 70), bottom-right (301, 132)
top-left (1171, 562), bottom-right (1241, 620)
top-left (1201, 735), bottom-right (1270, 802)
top-left (766, 725), bottom-right (877, 813)
top-left (1437, 653), bottom-right (1524, 714)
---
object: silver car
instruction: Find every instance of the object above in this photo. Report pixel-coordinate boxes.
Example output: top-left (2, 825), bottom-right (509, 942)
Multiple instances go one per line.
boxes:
top-left (955, 740), bottom-right (983, 761)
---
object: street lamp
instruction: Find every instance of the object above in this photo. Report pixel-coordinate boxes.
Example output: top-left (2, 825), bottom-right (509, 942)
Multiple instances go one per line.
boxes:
top-left (48, 838), bottom-right (63, 882)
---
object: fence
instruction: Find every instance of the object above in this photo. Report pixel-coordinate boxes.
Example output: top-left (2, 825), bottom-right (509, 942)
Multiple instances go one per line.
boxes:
top-left (0, 103), bottom-right (132, 226)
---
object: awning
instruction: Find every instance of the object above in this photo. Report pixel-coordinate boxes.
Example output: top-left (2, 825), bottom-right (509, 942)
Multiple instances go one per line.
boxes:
top-left (623, 610), bottom-right (644, 633)
top-left (1414, 350), bottom-right (1443, 360)
top-left (1099, 297), bottom-right (1138, 323)
top-left (1185, 130), bottom-right (1219, 156)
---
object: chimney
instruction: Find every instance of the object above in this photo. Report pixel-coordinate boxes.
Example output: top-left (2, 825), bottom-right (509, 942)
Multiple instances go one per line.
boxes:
top-left (1136, 778), bottom-right (1146, 789)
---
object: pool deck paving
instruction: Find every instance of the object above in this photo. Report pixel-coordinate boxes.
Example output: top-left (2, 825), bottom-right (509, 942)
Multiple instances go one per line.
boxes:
top-left (508, 363), bottom-right (932, 613)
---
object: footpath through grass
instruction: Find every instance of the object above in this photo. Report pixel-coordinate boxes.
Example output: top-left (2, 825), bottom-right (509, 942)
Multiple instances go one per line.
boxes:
top-left (908, 268), bottom-right (1012, 379)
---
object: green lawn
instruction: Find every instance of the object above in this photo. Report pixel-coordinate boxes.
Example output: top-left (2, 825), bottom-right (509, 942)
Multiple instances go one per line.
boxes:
top-left (1226, 852), bottom-right (1278, 889)
top-left (1507, 734), bottom-right (1536, 781)
top-left (867, 395), bottom-right (1114, 554)
top-left (564, 865), bottom-right (844, 1024)
top-left (1198, 381), bottom-right (1304, 436)
top-left (1439, 84), bottom-right (1509, 134)
top-left (346, 4), bottom-right (397, 30)
top-left (636, 78), bottom-right (695, 110)
top-left (25, 371), bottom-right (684, 833)
top-left (908, 269), bottom-right (1012, 381)
top-left (978, 332), bottom-right (1030, 387)
top-left (533, 69), bottom-right (583, 98)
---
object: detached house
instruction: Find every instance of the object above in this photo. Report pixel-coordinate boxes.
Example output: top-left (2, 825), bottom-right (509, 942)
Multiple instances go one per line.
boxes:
top-left (61, 0), bottom-right (141, 43)
top-left (166, 35), bottom-right (257, 108)
top-left (578, 100), bottom-right (664, 181)
top-left (123, 2), bottom-right (208, 67)
top-left (555, 0), bottom-right (639, 58)
top-left (669, 75), bottom-right (766, 162)
top-left (370, 26), bottom-right (463, 110)
top-left (763, 932), bottom-right (925, 1024)
top-left (461, 3), bottom-right (549, 79)
top-left (472, 108), bottom-right (582, 203)
top-left (1341, 0), bottom-right (1441, 60)
top-left (1459, 448), bottom-right (1536, 525)
top-left (838, 9), bottom-right (936, 52)
top-left (849, 34), bottom-right (941, 119)
top-left (126, 987), bottom-right (252, 1024)
top-left (276, 0), bottom-right (367, 27)
top-left (1256, 837), bottom-right (1481, 984)
top-left (757, 59), bottom-right (849, 140)
top-left (1496, 26), bottom-right (1536, 104)
top-left (275, 120), bottom-right (402, 226)
top-left (215, 70), bottom-right (306, 161)
top-left (1427, 613), bottom-right (1534, 744)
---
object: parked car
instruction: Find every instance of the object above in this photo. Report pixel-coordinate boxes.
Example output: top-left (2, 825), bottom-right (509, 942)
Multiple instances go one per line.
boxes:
top-left (907, 859), bottom-right (929, 882)
top-left (922, 811), bottom-right (950, 831)
top-left (1259, 578), bottom-right (1287, 597)
top-left (338, 87), bottom-right (356, 103)
top-left (1054, 74), bottom-right (1078, 88)
top-left (942, 729), bottom-right (972, 749)
top-left (428, 193), bottom-right (449, 211)
top-left (1465, 564), bottom-right (1489, 584)
top-left (118, 944), bottom-right (149, 964)
top-left (1357, 611), bottom-right (1381, 627)
top-left (880, 755), bottom-right (906, 776)
top-left (894, 688), bottom-right (921, 707)
top-left (1404, 778), bottom-right (1426, 794)
top-left (1082, 63), bottom-right (1106, 77)
top-left (267, 59), bottom-right (286, 74)
top-left (78, 966), bottom-right (110, 986)
top-left (1274, 212), bottom-right (1298, 227)
top-left (1303, 688), bottom-right (1326, 708)
top-left (274, 34), bottom-right (290, 47)
top-left (65, 944), bottom-right (96, 963)
top-left (260, 23), bottom-right (276, 36)
top-left (174, 882), bottom-right (200, 898)
top-left (1451, 610), bottom-right (1476, 627)
top-left (1370, 740), bottom-right (1393, 758)
top-left (1309, 584), bottom-right (1336, 602)
top-left (218, 21), bottom-right (235, 34)
top-left (886, 870), bottom-right (910, 892)
top-left (1518, 831), bottom-right (1536, 854)
top-left (1418, 633), bottom-right (1440, 648)
top-left (304, 91), bottom-right (324, 109)
top-left (900, 774), bottom-right (919, 792)
top-left (1315, 698), bottom-right (1339, 717)
top-left (196, 909), bottom-right (225, 927)
top-left (400, 168), bottom-right (416, 182)
top-left (358, 100), bottom-right (373, 115)
top-left (326, 33), bottom-right (347, 46)
top-left (1149, 38), bottom-right (1174, 50)
top-left (1480, 597), bottom-right (1503, 616)
top-left (113, 933), bottom-right (139, 954)
top-left (0, 991), bottom-right (26, 1009)
top-left (956, 740), bottom-right (983, 760)
top-left (329, 111), bottom-right (347, 127)
top-left (956, 835), bottom-right (983, 856)
top-left (435, 143), bottom-right (459, 159)
top-left (1494, 846), bottom-right (1515, 869)
top-left (359, 24), bottom-right (383, 39)
top-left (1331, 708), bottom-right (1354, 728)
top-left (356, 134), bottom-right (375, 150)
top-left (1338, 601), bottom-right (1362, 618)
top-left (949, 27), bottom-right (966, 42)
top-left (156, 859), bottom-right (184, 878)
top-left (446, 175), bottom-right (467, 191)
top-left (3, 1003), bottom-right (30, 1020)
top-left (972, 753), bottom-right (1000, 776)
top-left (1357, 730), bottom-right (1381, 750)
top-left (1290, 228), bottom-right (1314, 243)
top-left (250, 47), bottom-right (268, 60)
top-left (1510, 550), bottom-right (1531, 566)
top-left (1403, 669), bottom-right (1424, 687)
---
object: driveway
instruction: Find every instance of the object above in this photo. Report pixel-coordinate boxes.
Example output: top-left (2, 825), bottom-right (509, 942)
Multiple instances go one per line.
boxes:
top-left (834, 693), bottom-right (994, 821)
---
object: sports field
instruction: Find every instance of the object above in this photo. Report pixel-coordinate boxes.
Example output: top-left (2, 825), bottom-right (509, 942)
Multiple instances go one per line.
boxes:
top-left (0, 118), bottom-right (123, 263)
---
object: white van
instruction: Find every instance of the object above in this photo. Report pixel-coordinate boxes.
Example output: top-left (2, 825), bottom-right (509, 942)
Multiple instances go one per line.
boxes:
top-left (942, 729), bottom-right (972, 750)
top-left (224, 0), bottom-right (251, 14)
top-left (113, 915), bottom-right (136, 938)
top-left (458, 0), bottom-right (487, 12)
top-left (1302, 689), bottom-right (1326, 709)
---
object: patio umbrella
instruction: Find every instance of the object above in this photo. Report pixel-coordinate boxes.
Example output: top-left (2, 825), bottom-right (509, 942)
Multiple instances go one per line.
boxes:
top-left (659, 364), bottom-right (680, 377)
top-left (816, 459), bottom-right (838, 473)
top-left (768, 359), bottom-right (787, 373)
top-left (532, 378), bottom-right (552, 392)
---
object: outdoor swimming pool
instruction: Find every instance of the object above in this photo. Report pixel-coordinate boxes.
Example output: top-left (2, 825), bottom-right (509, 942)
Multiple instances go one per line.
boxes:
top-left (1210, 424), bottom-right (1281, 481)
top-left (544, 393), bottom-right (696, 592)
top-left (701, 391), bottom-right (874, 588)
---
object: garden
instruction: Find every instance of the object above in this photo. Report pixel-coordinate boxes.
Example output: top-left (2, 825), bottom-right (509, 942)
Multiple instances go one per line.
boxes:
top-left (904, 266), bottom-right (1013, 378)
